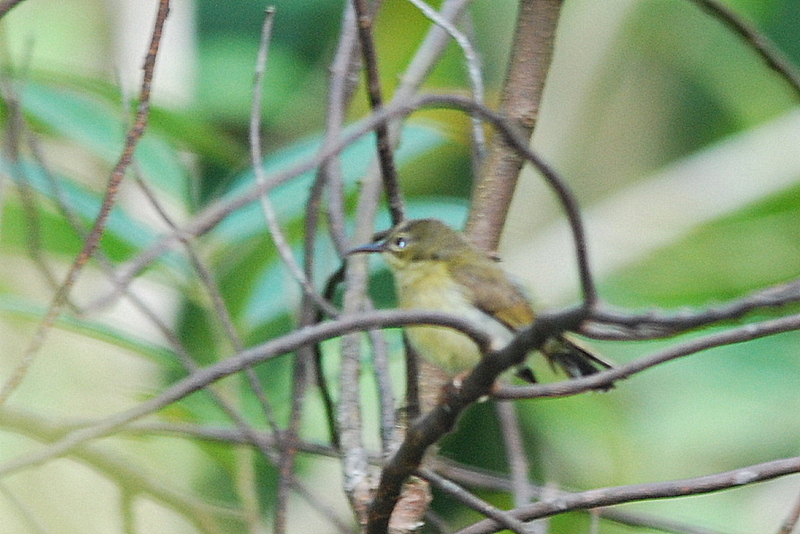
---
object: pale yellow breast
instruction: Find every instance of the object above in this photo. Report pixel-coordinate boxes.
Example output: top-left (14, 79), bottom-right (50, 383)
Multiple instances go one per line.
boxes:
top-left (392, 261), bottom-right (513, 376)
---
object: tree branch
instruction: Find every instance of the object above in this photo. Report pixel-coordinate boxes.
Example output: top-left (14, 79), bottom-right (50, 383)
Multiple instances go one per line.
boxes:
top-left (0, 0), bottom-right (26, 20)
top-left (456, 455), bottom-right (800, 534)
top-left (351, 0), bottom-right (404, 224)
top-left (366, 307), bottom-right (587, 534)
top-left (495, 312), bottom-right (800, 399)
top-left (585, 278), bottom-right (800, 340)
top-left (0, 0), bottom-right (170, 406)
top-left (689, 0), bottom-right (800, 100)
top-left (464, 0), bottom-right (563, 252)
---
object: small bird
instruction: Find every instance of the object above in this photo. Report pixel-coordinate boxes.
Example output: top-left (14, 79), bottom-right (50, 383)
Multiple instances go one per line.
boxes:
top-left (348, 218), bottom-right (611, 385)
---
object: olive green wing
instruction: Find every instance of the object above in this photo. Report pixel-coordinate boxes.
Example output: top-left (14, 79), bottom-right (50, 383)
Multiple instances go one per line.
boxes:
top-left (448, 256), bottom-right (534, 331)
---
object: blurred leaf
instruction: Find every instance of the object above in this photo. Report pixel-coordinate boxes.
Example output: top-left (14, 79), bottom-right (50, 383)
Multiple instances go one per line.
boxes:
top-left (2, 159), bottom-right (186, 271)
top-left (20, 81), bottom-right (190, 200)
top-left (198, 40), bottom-right (302, 123)
top-left (605, 183), bottom-right (800, 306)
top-left (0, 296), bottom-right (180, 372)
top-left (211, 123), bottom-right (449, 243)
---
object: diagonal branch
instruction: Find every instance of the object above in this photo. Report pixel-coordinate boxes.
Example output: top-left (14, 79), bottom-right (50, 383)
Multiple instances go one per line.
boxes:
top-left (366, 307), bottom-right (587, 534)
top-left (495, 312), bottom-right (800, 399)
top-left (0, 0), bottom-right (26, 20)
top-left (0, 0), bottom-right (171, 406)
top-left (688, 0), bottom-right (800, 100)
top-left (585, 278), bottom-right (800, 340)
top-left (351, 0), bottom-right (404, 225)
top-left (420, 468), bottom-right (531, 534)
top-left (455, 455), bottom-right (800, 534)
top-left (777, 486), bottom-right (800, 534)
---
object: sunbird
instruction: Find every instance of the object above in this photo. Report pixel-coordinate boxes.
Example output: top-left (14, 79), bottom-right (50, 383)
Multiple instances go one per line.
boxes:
top-left (349, 218), bottom-right (611, 385)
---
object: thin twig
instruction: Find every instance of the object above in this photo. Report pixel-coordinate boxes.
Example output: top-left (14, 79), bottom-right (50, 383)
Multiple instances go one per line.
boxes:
top-left (433, 458), bottom-right (727, 534)
top-left (309, 4), bottom-right (364, 463)
top-left (689, 0), bottom-right (800, 100)
top-left (777, 486), bottom-right (800, 534)
top-left (317, 266), bottom-right (346, 448)
top-left (247, 8), bottom-right (308, 534)
top-left (495, 312), bottom-right (800, 399)
top-left (0, 0), bottom-right (171, 406)
top-left (404, 0), bottom-right (486, 164)
top-left (0, 481), bottom-right (50, 534)
top-left (351, 0), bottom-right (404, 224)
top-left (456, 455), bottom-right (800, 534)
top-left (338, 146), bottom-right (393, 522)
top-left (133, 169), bottom-right (282, 433)
top-left (420, 468), bottom-right (531, 534)
top-left (369, 323), bottom-right (399, 455)
top-left (131, 172), bottom-right (273, 534)
top-left (494, 402), bottom-right (532, 509)
top-left (0, 67), bottom-right (65, 296)
top-left (319, 1), bottom-right (362, 255)
top-left (249, 7), bottom-right (339, 319)
top-left (585, 279), bottom-right (800, 340)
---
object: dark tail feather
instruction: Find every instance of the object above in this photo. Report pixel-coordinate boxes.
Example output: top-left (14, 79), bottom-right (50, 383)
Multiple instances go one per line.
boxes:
top-left (514, 366), bottom-right (538, 384)
top-left (543, 336), bottom-right (614, 391)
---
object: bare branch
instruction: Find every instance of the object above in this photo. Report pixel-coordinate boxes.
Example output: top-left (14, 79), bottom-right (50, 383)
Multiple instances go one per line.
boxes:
top-left (496, 312), bottom-right (800, 400)
top-left (351, 0), bottom-right (404, 225)
top-left (585, 278), bottom-right (800, 340)
top-left (338, 139), bottom-right (397, 522)
top-left (777, 486), bottom-right (800, 534)
top-left (419, 468), bottom-right (531, 534)
top-left (249, 6), bottom-right (339, 319)
top-left (0, 0), bottom-right (171, 406)
top-left (247, 7), bottom-right (318, 533)
top-left (455, 455), bottom-right (800, 534)
top-left (0, 0), bottom-right (26, 20)
top-left (0, 481), bottom-right (49, 534)
top-left (432, 459), bottom-right (727, 534)
top-left (464, 0), bottom-right (563, 252)
top-left (404, 0), bottom-right (486, 164)
top-left (688, 0), bottom-right (800, 100)
top-left (493, 402), bottom-right (533, 508)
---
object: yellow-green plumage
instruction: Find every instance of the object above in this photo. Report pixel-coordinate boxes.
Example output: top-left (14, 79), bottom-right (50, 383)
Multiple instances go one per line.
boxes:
top-left (350, 218), bottom-right (610, 382)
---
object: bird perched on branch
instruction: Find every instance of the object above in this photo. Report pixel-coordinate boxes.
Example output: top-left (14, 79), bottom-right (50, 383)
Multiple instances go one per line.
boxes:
top-left (348, 218), bottom-right (611, 386)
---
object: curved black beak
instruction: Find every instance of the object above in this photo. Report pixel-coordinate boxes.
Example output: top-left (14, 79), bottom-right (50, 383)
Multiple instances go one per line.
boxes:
top-left (346, 241), bottom-right (384, 255)
top-left (346, 229), bottom-right (390, 255)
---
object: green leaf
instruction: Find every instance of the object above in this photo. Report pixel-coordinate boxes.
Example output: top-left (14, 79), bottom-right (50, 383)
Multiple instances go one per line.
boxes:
top-left (20, 82), bottom-right (189, 200)
top-left (0, 296), bottom-right (180, 372)
top-left (210, 123), bottom-right (449, 243)
top-left (2, 158), bottom-right (186, 272)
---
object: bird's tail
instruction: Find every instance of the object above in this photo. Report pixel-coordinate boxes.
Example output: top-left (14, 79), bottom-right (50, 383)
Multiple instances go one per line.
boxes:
top-left (542, 335), bottom-right (614, 390)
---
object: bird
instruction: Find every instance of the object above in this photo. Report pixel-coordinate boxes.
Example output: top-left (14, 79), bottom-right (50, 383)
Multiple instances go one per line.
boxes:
top-left (348, 218), bottom-right (612, 386)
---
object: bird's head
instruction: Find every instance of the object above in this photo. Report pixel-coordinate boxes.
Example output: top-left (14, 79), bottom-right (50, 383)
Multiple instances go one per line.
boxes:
top-left (347, 218), bottom-right (470, 271)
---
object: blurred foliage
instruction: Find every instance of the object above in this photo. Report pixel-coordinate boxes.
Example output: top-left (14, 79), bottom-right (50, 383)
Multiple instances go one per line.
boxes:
top-left (0, 0), bottom-right (799, 532)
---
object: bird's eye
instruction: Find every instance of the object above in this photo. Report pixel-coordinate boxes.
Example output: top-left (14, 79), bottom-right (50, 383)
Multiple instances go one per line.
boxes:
top-left (393, 236), bottom-right (407, 249)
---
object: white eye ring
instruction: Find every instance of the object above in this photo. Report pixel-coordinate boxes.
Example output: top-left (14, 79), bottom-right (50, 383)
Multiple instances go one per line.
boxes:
top-left (393, 236), bottom-right (407, 249)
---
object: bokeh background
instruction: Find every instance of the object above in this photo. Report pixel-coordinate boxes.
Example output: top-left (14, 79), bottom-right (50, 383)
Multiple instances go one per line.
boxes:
top-left (1, 0), bottom-right (799, 532)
